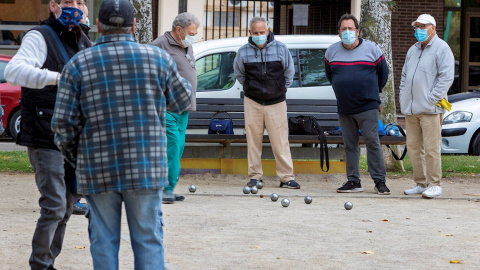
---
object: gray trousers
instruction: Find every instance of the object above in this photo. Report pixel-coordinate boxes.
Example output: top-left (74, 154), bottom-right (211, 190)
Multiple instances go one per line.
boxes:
top-left (27, 147), bottom-right (73, 270)
top-left (338, 109), bottom-right (386, 183)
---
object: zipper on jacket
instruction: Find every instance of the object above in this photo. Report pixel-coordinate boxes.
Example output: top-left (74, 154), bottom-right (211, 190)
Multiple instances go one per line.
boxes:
top-left (260, 49), bottom-right (267, 104)
top-left (410, 50), bottom-right (423, 114)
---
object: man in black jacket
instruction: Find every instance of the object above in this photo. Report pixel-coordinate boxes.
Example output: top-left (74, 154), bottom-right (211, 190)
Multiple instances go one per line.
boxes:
top-left (234, 17), bottom-right (300, 189)
top-left (4, 0), bottom-right (91, 268)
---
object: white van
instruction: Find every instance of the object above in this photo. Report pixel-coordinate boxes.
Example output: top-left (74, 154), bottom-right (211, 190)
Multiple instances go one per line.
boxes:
top-left (192, 35), bottom-right (340, 100)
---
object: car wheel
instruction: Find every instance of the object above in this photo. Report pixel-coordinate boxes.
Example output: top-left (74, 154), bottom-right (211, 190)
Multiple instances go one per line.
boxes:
top-left (8, 110), bottom-right (21, 141)
top-left (472, 132), bottom-right (480, 156)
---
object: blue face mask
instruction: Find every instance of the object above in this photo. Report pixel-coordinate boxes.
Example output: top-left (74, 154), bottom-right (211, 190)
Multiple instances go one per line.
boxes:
top-left (56, 5), bottom-right (83, 31)
top-left (415, 29), bottom-right (429, 42)
top-left (252, 34), bottom-right (267, 46)
top-left (341, 30), bottom-right (357, 45)
top-left (84, 17), bottom-right (90, 28)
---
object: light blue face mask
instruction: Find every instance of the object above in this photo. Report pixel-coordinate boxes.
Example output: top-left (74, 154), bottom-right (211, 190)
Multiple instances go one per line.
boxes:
top-left (341, 30), bottom-right (357, 45)
top-left (415, 28), bottom-right (429, 42)
top-left (252, 34), bottom-right (267, 46)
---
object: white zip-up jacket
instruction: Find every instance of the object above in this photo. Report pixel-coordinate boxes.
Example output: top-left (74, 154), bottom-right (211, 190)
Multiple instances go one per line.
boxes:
top-left (399, 34), bottom-right (454, 115)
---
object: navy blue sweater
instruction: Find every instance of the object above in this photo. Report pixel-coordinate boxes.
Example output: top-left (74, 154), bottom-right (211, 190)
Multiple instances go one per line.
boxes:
top-left (324, 38), bottom-right (389, 114)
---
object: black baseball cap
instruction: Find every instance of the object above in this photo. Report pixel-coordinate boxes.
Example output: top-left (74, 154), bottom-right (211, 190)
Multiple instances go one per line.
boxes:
top-left (98, 0), bottom-right (134, 27)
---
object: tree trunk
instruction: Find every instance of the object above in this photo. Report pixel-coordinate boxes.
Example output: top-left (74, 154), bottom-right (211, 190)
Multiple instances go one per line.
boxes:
top-left (132, 0), bottom-right (153, 44)
top-left (360, 0), bottom-right (404, 171)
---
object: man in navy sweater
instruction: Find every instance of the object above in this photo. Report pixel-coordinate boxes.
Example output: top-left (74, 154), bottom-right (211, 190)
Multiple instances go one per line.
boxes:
top-left (324, 13), bottom-right (390, 195)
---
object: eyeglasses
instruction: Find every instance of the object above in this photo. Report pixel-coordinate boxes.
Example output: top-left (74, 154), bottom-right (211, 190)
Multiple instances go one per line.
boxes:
top-left (339, 27), bottom-right (356, 32)
top-left (412, 24), bottom-right (430, 30)
top-left (185, 54), bottom-right (195, 68)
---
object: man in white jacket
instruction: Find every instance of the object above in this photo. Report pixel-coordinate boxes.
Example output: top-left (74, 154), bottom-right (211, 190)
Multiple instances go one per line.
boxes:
top-left (399, 14), bottom-right (454, 198)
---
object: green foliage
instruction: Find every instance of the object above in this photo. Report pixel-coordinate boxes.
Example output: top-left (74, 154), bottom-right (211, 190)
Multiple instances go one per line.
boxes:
top-left (360, 154), bottom-right (480, 178)
top-left (388, 1), bottom-right (397, 12)
top-left (0, 151), bottom-right (33, 173)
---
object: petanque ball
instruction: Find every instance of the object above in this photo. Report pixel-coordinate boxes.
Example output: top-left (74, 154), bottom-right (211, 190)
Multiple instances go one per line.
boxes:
top-left (251, 186), bottom-right (258, 194)
top-left (188, 185), bottom-right (196, 193)
top-left (344, 201), bottom-right (353, 210)
top-left (281, 198), bottom-right (290, 207)
top-left (270, 193), bottom-right (279, 202)
top-left (243, 186), bottom-right (251, 194)
top-left (304, 196), bottom-right (313, 204)
top-left (256, 181), bottom-right (264, 189)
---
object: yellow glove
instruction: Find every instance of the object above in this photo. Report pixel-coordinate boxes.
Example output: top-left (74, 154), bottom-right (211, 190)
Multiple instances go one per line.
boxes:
top-left (435, 98), bottom-right (452, 111)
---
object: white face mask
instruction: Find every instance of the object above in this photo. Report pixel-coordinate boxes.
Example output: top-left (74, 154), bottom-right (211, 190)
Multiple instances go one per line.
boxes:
top-left (181, 29), bottom-right (195, 47)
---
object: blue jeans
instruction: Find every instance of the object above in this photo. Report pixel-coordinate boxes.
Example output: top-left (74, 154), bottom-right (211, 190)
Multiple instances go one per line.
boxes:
top-left (338, 109), bottom-right (386, 183)
top-left (85, 189), bottom-right (164, 270)
top-left (165, 111), bottom-right (189, 192)
top-left (27, 147), bottom-right (74, 270)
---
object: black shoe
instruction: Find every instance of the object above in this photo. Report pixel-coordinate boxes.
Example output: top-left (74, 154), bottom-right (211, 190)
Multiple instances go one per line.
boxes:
top-left (72, 201), bottom-right (87, 215)
top-left (374, 181), bottom-right (391, 195)
top-left (175, 194), bottom-right (185, 201)
top-left (247, 179), bottom-right (261, 187)
top-left (280, 180), bottom-right (301, 189)
top-left (337, 181), bottom-right (363, 193)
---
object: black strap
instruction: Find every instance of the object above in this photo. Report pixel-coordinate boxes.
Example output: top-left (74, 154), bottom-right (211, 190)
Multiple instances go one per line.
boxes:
top-left (212, 111), bottom-right (232, 119)
top-left (313, 121), bottom-right (329, 172)
top-left (385, 124), bottom-right (407, 160)
top-left (42, 25), bottom-right (70, 63)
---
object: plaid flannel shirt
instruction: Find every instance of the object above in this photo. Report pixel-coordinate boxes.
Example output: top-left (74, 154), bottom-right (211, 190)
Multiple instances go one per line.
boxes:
top-left (52, 34), bottom-right (192, 195)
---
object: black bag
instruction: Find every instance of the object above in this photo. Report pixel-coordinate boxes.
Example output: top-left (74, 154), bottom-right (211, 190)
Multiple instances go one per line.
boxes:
top-left (384, 124), bottom-right (407, 160)
top-left (208, 111), bottom-right (234, 134)
top-left (288, 115), bottom-right (319, 135)
top-left (288, 115), bottom-right (329, 172)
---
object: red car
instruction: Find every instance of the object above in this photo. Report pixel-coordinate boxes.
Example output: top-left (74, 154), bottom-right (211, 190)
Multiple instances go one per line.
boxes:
top-left (0, 54), bottom-right (22, 140)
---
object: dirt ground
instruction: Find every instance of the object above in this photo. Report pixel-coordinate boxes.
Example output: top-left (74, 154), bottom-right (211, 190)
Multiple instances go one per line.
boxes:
top-left (1, 172), bottom-right (479, 270)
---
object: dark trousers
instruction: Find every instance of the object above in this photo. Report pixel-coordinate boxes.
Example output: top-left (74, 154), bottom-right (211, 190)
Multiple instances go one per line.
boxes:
top-left (27, 147), bottom-right (74, 270)
top-left (338, 109), bottom-right (386, 183)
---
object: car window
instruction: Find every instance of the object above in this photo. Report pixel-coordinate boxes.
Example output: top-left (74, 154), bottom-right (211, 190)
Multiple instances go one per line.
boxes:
top-left (0, 60), bottom-right (7, 83)
top-left (196, 52), bottom-right (236, 92)
top-left (289, 49), bottom-right (330, 88)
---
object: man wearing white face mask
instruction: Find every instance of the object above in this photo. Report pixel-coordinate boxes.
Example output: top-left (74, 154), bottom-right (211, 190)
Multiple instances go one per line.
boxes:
top-left (150, 12), bottom-right (199, 203)
top-left (324, 13), bottom-right (390, 195)
top-left (234, 17), bottom-right (300, 189)
top-left (400, 14), bottom-right (454, 198)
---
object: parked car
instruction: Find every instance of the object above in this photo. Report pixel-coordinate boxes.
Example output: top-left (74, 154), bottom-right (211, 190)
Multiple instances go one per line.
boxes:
top-left (441, 89), bottom-right (480, 155)
top-left (0, 54), bottom-right (22, 140)
top-left (192, 35), bottom-right (340, 100)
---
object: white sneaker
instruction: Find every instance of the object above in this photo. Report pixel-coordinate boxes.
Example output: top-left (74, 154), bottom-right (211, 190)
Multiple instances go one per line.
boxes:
top-left (404, 185), bottom-right (427, 195)
top-left (422, 186), bottom-right (442, 198)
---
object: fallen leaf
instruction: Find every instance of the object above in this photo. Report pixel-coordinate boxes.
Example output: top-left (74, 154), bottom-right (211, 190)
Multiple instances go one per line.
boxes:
top-left (361, 251), bottom-right (373, 254)
top-left (382, 219), bottom-right (389, 222)
top-left (75, 246), bottom-right (86, 249)
top-left (366, 230), bottom-right (373, 233)
top-left (450, 260), bottom-right (462, 264)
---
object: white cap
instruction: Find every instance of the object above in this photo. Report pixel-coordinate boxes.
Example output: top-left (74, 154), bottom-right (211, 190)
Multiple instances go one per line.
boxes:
top-left (411, 14), bottom-right (436, 26)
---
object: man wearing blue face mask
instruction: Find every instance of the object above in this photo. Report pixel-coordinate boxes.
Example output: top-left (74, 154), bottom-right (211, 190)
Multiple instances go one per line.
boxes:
top-left (234, 17), bottom-right (300, 189)
top-left (400, 14), bottom-right (454, 199)
top-left (4, 0), bottom-right (91, 269)
top-left (324, 13), bottom-right (390, 195)
top-left (150, 12), bottom-right (199, 204)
